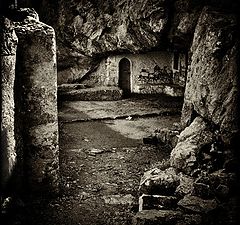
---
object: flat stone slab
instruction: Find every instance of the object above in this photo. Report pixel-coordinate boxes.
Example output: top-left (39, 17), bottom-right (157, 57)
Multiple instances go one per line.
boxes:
top-left (58, 94), bottom-right (183, 122)
top-left (58, 86), bottom-right (123, 101)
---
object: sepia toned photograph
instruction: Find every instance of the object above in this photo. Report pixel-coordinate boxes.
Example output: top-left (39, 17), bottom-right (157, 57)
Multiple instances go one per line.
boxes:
top-left (0, 0), bottom-right (239, 224)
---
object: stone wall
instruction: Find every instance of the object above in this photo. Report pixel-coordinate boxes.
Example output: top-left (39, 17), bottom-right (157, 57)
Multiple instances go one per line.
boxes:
top-left (83, 51), bottom-right (186, 96)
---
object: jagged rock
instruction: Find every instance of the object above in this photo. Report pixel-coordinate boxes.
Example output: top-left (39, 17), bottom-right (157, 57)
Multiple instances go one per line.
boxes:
top-left (153, 128), bottom-right (180, 148)
top-left (170, 117), bottom-right (214, 175)
top-left (215, 184), bottom-right (229, 201)
top-left (170, 0), bottom-right (202, 49)
top-left (191, 182), bottom-right (213, 199)
top-left (176, 214), bottom-right (202, 225)
top-left (139, 194), bottom-right (178, 211)
top-left (139, 167), bottom-right (179, 195)
top-left (195, 170), bottom-right (237, 196)
top-left (223, 158), bottom-right (239, 173)
top-left (175, 173), bottom-right (194, 197)
top-left (178, 195), bottom-right (218, 213)
top-left (181, 7), bottom-right (239, 144)
top-left (132, 210), bottom-right (183, 225)
top-left (54, 0), bottom-right (170, 83)
top-left (208, 170), bottom-right (237, 192)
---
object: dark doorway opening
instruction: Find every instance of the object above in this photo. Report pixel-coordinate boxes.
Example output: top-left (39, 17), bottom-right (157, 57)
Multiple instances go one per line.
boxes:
top-left (118, 58), bottom-right (131, 96)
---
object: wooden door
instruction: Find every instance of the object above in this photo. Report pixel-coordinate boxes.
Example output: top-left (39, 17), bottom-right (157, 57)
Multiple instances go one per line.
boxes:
top-left (119, 58), bottom-right (131, 95)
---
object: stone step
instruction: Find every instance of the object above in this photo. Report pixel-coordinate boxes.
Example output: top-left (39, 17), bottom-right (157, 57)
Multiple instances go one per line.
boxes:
top-left (58, 85), bottom-right (123, 101)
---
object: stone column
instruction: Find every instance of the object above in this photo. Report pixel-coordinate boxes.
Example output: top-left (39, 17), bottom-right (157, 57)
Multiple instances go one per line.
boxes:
top-left (0, 17), bottom-right (18, 192)
top-left (14, 13), bottom-right (59, 194)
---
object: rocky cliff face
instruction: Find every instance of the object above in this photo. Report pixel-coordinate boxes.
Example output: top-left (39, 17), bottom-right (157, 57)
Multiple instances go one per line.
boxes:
top-left (182, 8), bottom-right (239, 144)
top-left (18, 0), bottom-right (239, 85)
top-left (19, 0), bottom-right (189, 84)
top-left (55, 0), bottom-right (172, 83)
top-left (134, 3), bottom-right (240, 225)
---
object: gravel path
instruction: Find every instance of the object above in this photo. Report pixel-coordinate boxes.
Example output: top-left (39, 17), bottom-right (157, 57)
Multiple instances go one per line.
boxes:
top-left (3, 95), bottom-right (182, 225)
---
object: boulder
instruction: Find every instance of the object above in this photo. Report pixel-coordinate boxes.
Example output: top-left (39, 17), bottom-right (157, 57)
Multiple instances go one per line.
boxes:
top-left (170, 117), bottom-right (214, 175)
top-left (178, 195), bottom-right (218, 213)
top-left (154, 128), bottom-right (180, 148)
top-left (181, 7), bottom-right (239, 144)
top-left (139, 167), bottom-right (179, 195)
top-left (175, 173), bottom-right (194, 197)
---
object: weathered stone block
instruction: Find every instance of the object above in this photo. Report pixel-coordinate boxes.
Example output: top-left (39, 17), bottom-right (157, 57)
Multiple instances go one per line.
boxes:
top-left (0, 17), bottom-right (18, 191)
top-left (14, 14), bottom-right (59, 194)
top-left (175, 173), bottom-right (194, 197)
top-left (176, 214), bottom-right (202, 225)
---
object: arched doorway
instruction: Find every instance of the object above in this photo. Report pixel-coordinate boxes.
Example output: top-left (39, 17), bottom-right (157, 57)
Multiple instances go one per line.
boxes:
top-left (118, 58), bottom-right (131, 95)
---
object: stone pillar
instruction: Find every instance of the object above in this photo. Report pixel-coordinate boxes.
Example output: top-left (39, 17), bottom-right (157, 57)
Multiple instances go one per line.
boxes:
top-left (0, 17), bottom-right (18, 192)
top-left (14, 14), bottom-right (59, 194)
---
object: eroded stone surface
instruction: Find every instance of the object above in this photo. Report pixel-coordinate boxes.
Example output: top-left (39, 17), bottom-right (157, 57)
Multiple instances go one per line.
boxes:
top-left (13, 13), bottom-right (59, 193)
top-left (170, 117), bottom-right (214, 174)
top-left (0, 17), bottom-right (18, 191)
top-left (175, 173), bottom-right (194, 197)
top-left (58, 86), bottom-right (123, 101)
top-left (181, 8), bottom-right (239, 144)
top-left (139, 167), bottom-right (179, 195)
top-left (178, 195), bottom-right (218, 213)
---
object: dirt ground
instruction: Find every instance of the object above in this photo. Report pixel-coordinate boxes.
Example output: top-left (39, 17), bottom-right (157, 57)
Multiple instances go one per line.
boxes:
top-left (2, 95), bottom-right (182, 225)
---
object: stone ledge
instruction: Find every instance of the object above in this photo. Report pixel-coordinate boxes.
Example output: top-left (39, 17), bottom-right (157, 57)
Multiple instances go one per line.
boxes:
top-left (58, 86), bottom-right (123, 101)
